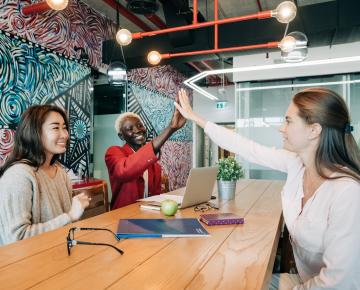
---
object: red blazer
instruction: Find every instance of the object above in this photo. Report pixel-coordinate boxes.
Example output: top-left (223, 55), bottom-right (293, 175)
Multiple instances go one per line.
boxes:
top-left (105, 142), bottom-right (162, 209)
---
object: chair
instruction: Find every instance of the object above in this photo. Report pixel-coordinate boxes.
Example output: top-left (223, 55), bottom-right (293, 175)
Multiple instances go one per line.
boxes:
top-left (161, 174), bottom-right (170, 193)
top-left (280, 224), bottom-right (297, 273)
top-left (73, 181), bottom-right (109, 220)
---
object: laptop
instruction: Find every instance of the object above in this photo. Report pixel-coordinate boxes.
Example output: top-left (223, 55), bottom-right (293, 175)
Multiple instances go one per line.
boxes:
top-left (139, 166), bottom-right (218, 209)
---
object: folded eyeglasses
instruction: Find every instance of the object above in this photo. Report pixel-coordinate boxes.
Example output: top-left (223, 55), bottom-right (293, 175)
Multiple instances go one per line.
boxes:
top-left (194, 202), bottom-right (219, 212)
top-left (66, 227), bottom-right (124, 256)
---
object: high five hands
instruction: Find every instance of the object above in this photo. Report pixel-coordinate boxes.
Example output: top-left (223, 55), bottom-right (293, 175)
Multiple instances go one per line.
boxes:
top-left (174, 88), bottom-right (206, 128)
top-left (174, 88), bottom-right (194, 121)
top-left (169, 89), bottom-right (187, 131)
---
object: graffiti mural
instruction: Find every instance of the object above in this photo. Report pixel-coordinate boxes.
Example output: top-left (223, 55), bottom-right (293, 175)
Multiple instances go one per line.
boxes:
top-left (0, 0), bottom-right (115, 69)
top-left (128, 65), bottom-right (190, 99)
top-left (127, 65), bottom-right (193, 190)
top-left (51, 77), bottom-right (92, 176)
top-left (129, 83), bottom-right (192, 142)
top-left (0, 30), bottom-right (91, 176)
top-left (159, 141), bottom-right (192, 190)
top-left (0, 0), bottom-right (194, 183)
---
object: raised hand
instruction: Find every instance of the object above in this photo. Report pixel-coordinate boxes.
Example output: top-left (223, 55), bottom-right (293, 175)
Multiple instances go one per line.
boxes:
top-left (174, 88), bottom-right (194, 120)
top-left (169, 90), bottom-right (187, 131)
top-left (174, 88), bottom-right (207, 128)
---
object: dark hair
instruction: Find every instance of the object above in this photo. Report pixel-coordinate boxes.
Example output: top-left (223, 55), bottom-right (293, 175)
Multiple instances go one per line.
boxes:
top-left (0, 105), bottom-right (69, 177)
top-left (293, 87), bottom-right (360, 181)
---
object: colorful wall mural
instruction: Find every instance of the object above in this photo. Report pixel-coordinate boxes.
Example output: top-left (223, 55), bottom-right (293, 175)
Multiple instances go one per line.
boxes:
top-left (0, 30), bottom-right (91, 175)
top-left (0, 0), bottom-right (115, 69)
top-left (128, 66), bottom-right (193, 190)
top-left (0, 0), bottom-right (193, 189)
top-left (51, 76), bottom-right (93, 176)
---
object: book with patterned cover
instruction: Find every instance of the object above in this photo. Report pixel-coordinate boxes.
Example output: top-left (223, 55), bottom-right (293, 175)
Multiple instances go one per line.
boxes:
top-left (116, 218), bottom-right (210, 238)
top-left (199, 213), bottom-right (244, 226)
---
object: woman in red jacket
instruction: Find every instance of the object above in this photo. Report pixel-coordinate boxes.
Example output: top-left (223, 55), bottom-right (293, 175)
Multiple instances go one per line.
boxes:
top-left (105, 96), bottom-right (186, 209)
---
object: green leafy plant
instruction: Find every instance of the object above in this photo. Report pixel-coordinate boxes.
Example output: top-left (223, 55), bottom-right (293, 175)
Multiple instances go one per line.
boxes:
top-left (217, 157), bottom-right (244, 181)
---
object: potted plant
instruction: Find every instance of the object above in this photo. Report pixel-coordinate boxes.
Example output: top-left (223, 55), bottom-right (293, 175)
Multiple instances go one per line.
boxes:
top-left (217, 156), bottom-right (244, 200)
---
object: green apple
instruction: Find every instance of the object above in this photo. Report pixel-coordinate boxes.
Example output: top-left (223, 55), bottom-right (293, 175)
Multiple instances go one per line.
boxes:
top-left (160, 199), bottom-right (178, 216)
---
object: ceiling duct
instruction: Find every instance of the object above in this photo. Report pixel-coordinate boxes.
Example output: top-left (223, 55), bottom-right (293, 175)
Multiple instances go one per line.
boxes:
top-left (160, 0), bottom-right (194, 47)
top-left (127, 0), bottom-right (158, 15)
top-left (102, 0), bottom-right (360, 74)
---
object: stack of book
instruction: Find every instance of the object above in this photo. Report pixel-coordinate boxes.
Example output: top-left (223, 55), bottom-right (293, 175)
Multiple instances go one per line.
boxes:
top-left (199, 213), bottom-right (244, 226)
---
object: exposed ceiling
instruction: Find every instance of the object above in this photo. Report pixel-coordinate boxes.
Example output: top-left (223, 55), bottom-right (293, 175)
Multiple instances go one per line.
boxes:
top-left (82, 0), bottom-right (360, 80)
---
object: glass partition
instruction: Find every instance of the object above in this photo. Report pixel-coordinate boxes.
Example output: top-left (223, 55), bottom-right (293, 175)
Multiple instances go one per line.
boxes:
top-left (235, 73), bottom-right (360, 180)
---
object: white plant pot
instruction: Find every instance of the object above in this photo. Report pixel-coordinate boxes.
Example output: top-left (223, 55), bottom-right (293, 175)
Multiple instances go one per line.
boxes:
top-left (217, 180), bottom-right (236, 200)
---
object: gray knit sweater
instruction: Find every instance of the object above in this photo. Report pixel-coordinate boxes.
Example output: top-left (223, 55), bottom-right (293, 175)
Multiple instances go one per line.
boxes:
top-left (0, 163), bottom-right (72, 246)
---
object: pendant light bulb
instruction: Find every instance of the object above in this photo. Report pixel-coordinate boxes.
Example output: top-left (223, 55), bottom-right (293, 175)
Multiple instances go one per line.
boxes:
top-left (272, 1), bottom-right (297, 24)
top-left (147, 51), bottom-right (162, 65)
top-left (279, 35), bottom-right (297, 53)
top-left (46, 0), bottom-right (68, 10)
top-left (116, 29), bottom-right (132, 46)
top-left (281, 31), bottom-right (308, 62)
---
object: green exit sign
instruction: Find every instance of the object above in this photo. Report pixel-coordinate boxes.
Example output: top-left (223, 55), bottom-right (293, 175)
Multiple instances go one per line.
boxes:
top-left (216, 101), bottom-right (227, 109)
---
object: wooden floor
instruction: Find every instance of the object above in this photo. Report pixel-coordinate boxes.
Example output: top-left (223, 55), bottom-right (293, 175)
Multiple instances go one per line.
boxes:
top-left (0, 179), bottom-right (284, 290)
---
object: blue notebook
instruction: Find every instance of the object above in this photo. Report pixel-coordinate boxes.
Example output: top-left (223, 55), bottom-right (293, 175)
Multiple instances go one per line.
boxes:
top-left (116, 218), bottom-right (210, 238)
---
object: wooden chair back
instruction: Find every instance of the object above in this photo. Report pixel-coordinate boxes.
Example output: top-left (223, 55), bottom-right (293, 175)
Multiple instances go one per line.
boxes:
top-left (73, 181), bottom-right (109, 219)
top-left (161, 174), bottom-right (170, 193)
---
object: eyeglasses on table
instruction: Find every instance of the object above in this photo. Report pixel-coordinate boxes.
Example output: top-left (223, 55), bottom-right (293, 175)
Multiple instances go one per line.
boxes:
top-left (194, 202), bottom-right (219, 212)
top-left (66, 227), bottom-right (124, 256)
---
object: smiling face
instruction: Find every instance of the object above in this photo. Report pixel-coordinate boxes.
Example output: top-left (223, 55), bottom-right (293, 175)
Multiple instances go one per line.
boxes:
top-left (279, 101), bottom-right (314, 154)
top-left (41, 111), bottom-right (69, 162)
top-left (119, 116), bottom-right (147, 150)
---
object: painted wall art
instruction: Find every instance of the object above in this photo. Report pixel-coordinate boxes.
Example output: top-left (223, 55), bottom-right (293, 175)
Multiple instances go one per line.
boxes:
top-left (0, 0), bottom-right (193, 187)
top-left (0, 0), bottom-right (115, 69)
top-left (0, 30), bottom-right (91, 176)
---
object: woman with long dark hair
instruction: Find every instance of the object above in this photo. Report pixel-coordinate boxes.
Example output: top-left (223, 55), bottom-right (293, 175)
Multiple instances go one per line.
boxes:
top-left (0, 105), bottom-right (90, 246)
top-left (175, 88), bottom-right (360, 289)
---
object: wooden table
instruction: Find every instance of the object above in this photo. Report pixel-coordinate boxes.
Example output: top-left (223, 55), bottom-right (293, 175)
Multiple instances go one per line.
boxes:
top-left (0, 179), bottom-right (284, 290)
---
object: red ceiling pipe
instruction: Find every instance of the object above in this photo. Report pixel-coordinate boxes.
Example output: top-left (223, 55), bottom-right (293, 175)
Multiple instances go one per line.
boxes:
top-left (22, 2), bottom-right (51, 15)
top-left (102, 0), bottom-right (153, 31)
top-left (161, 41), bottom-right (279, 59)
top-left (143, 16), bottom-right (211, 77)
top-left (142, 9), bottom-right (217, 77)
top-left (193, 0), bottom-right (198, 24)
top-left (132, 10), bottom-right (272, 39)
top-left (108, 0), bottom-right (204, 74)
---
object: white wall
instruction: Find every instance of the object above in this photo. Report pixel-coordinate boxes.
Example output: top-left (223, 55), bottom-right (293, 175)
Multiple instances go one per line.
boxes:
top-left (192, 85), bottom-right (236, 168)
top-left (193, 85), bottom-right (236, 123)
top-left (93, 114), bottom-right (124, 197)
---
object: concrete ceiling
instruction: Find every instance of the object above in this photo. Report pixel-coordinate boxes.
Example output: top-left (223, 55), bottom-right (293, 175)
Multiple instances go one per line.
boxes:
top-left (82, 0), bottom-right (360, 78)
